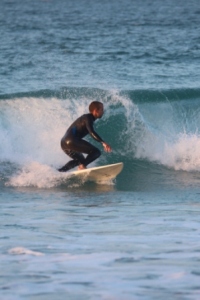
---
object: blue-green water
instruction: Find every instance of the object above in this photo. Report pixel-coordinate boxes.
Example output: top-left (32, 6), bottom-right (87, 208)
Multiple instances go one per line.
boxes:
top-left (1, 0), bottom-right (200, 299)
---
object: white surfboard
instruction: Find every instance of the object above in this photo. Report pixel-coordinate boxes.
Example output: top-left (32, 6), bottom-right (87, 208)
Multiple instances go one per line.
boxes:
top-left (68, 162), bottom-right (123, 183)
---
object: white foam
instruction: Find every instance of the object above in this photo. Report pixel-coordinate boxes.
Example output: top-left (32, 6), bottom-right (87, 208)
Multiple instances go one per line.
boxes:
top-left (161, 133), bottom-right (200, 171)
top-left (134, 129), bottom-right (200, 172)
top-left (0, 96), bottom-right (89, 166)
top-left (8, 247), bottom-right (44, 256)
top-left (6, 161), bottom-right (70, 188)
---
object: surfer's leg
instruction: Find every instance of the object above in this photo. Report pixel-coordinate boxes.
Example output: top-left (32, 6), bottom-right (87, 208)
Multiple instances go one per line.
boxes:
top-left (74, 140), bottom-right (101, 167)
top-left (58, 150), bottom-right (85, 172)
top-left (59, 138), bottom-right (101, 171)
top-left (84, 145), bottom-right (101, 166)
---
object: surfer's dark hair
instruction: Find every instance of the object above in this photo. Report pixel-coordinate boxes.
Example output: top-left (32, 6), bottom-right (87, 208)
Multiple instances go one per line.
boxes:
top-left (89, 101), bottom-right (103, 113)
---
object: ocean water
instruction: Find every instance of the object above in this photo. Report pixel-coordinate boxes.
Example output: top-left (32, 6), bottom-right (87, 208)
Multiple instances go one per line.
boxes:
top-left (1, 0), bottom-right (200, 299)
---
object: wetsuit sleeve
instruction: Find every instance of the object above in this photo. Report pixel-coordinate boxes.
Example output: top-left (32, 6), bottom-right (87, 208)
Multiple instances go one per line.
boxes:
top-left (85, 116), bottom-right (104, 143)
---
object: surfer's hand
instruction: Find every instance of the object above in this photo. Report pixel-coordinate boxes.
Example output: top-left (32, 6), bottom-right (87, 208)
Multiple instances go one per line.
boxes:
top-left (102, 142), bottom-right (112, 152)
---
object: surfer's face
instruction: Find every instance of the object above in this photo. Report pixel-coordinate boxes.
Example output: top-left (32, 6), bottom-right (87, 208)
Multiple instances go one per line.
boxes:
top-left (93, 105), bottom-right (104, 119)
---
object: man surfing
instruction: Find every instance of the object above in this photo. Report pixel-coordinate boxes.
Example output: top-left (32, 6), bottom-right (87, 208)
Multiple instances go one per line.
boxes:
top-left (58, 101), bottom-right (112, 172)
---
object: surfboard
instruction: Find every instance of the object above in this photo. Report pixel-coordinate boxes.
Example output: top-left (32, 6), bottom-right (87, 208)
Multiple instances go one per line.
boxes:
top-left (68, 162), bottom-right (123, 183)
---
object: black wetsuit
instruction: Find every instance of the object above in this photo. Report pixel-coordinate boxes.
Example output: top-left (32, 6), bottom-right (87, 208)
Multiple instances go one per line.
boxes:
top-left (58, 113), bottom-right (104, 172)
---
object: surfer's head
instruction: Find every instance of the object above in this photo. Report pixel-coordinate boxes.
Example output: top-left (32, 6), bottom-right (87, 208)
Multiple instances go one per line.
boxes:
top-left (89, 101), bottom-right (104, 119)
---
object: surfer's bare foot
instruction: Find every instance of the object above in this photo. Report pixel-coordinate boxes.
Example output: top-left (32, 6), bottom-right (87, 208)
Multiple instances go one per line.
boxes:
top-left (78, 164), bottom-right (86, 170)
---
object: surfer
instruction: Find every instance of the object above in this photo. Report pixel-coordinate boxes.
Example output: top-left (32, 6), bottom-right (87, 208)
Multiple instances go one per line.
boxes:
top-left (58, 101), bottom-right (112, 172)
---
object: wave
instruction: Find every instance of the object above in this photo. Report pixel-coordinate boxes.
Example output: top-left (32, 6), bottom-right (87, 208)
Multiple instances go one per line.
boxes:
top-left (1, 86), bottom-right (200, 188)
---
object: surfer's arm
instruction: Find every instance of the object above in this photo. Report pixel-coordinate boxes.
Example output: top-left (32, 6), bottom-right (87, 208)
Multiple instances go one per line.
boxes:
top-left (85, 115), bottom-right (112, 152)
top-left (85, 117), bottom-right (104, 143)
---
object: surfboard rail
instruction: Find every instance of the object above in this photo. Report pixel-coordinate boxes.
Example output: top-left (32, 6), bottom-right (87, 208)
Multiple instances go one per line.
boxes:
top-left (68, 162), bottom-right (123, 183)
